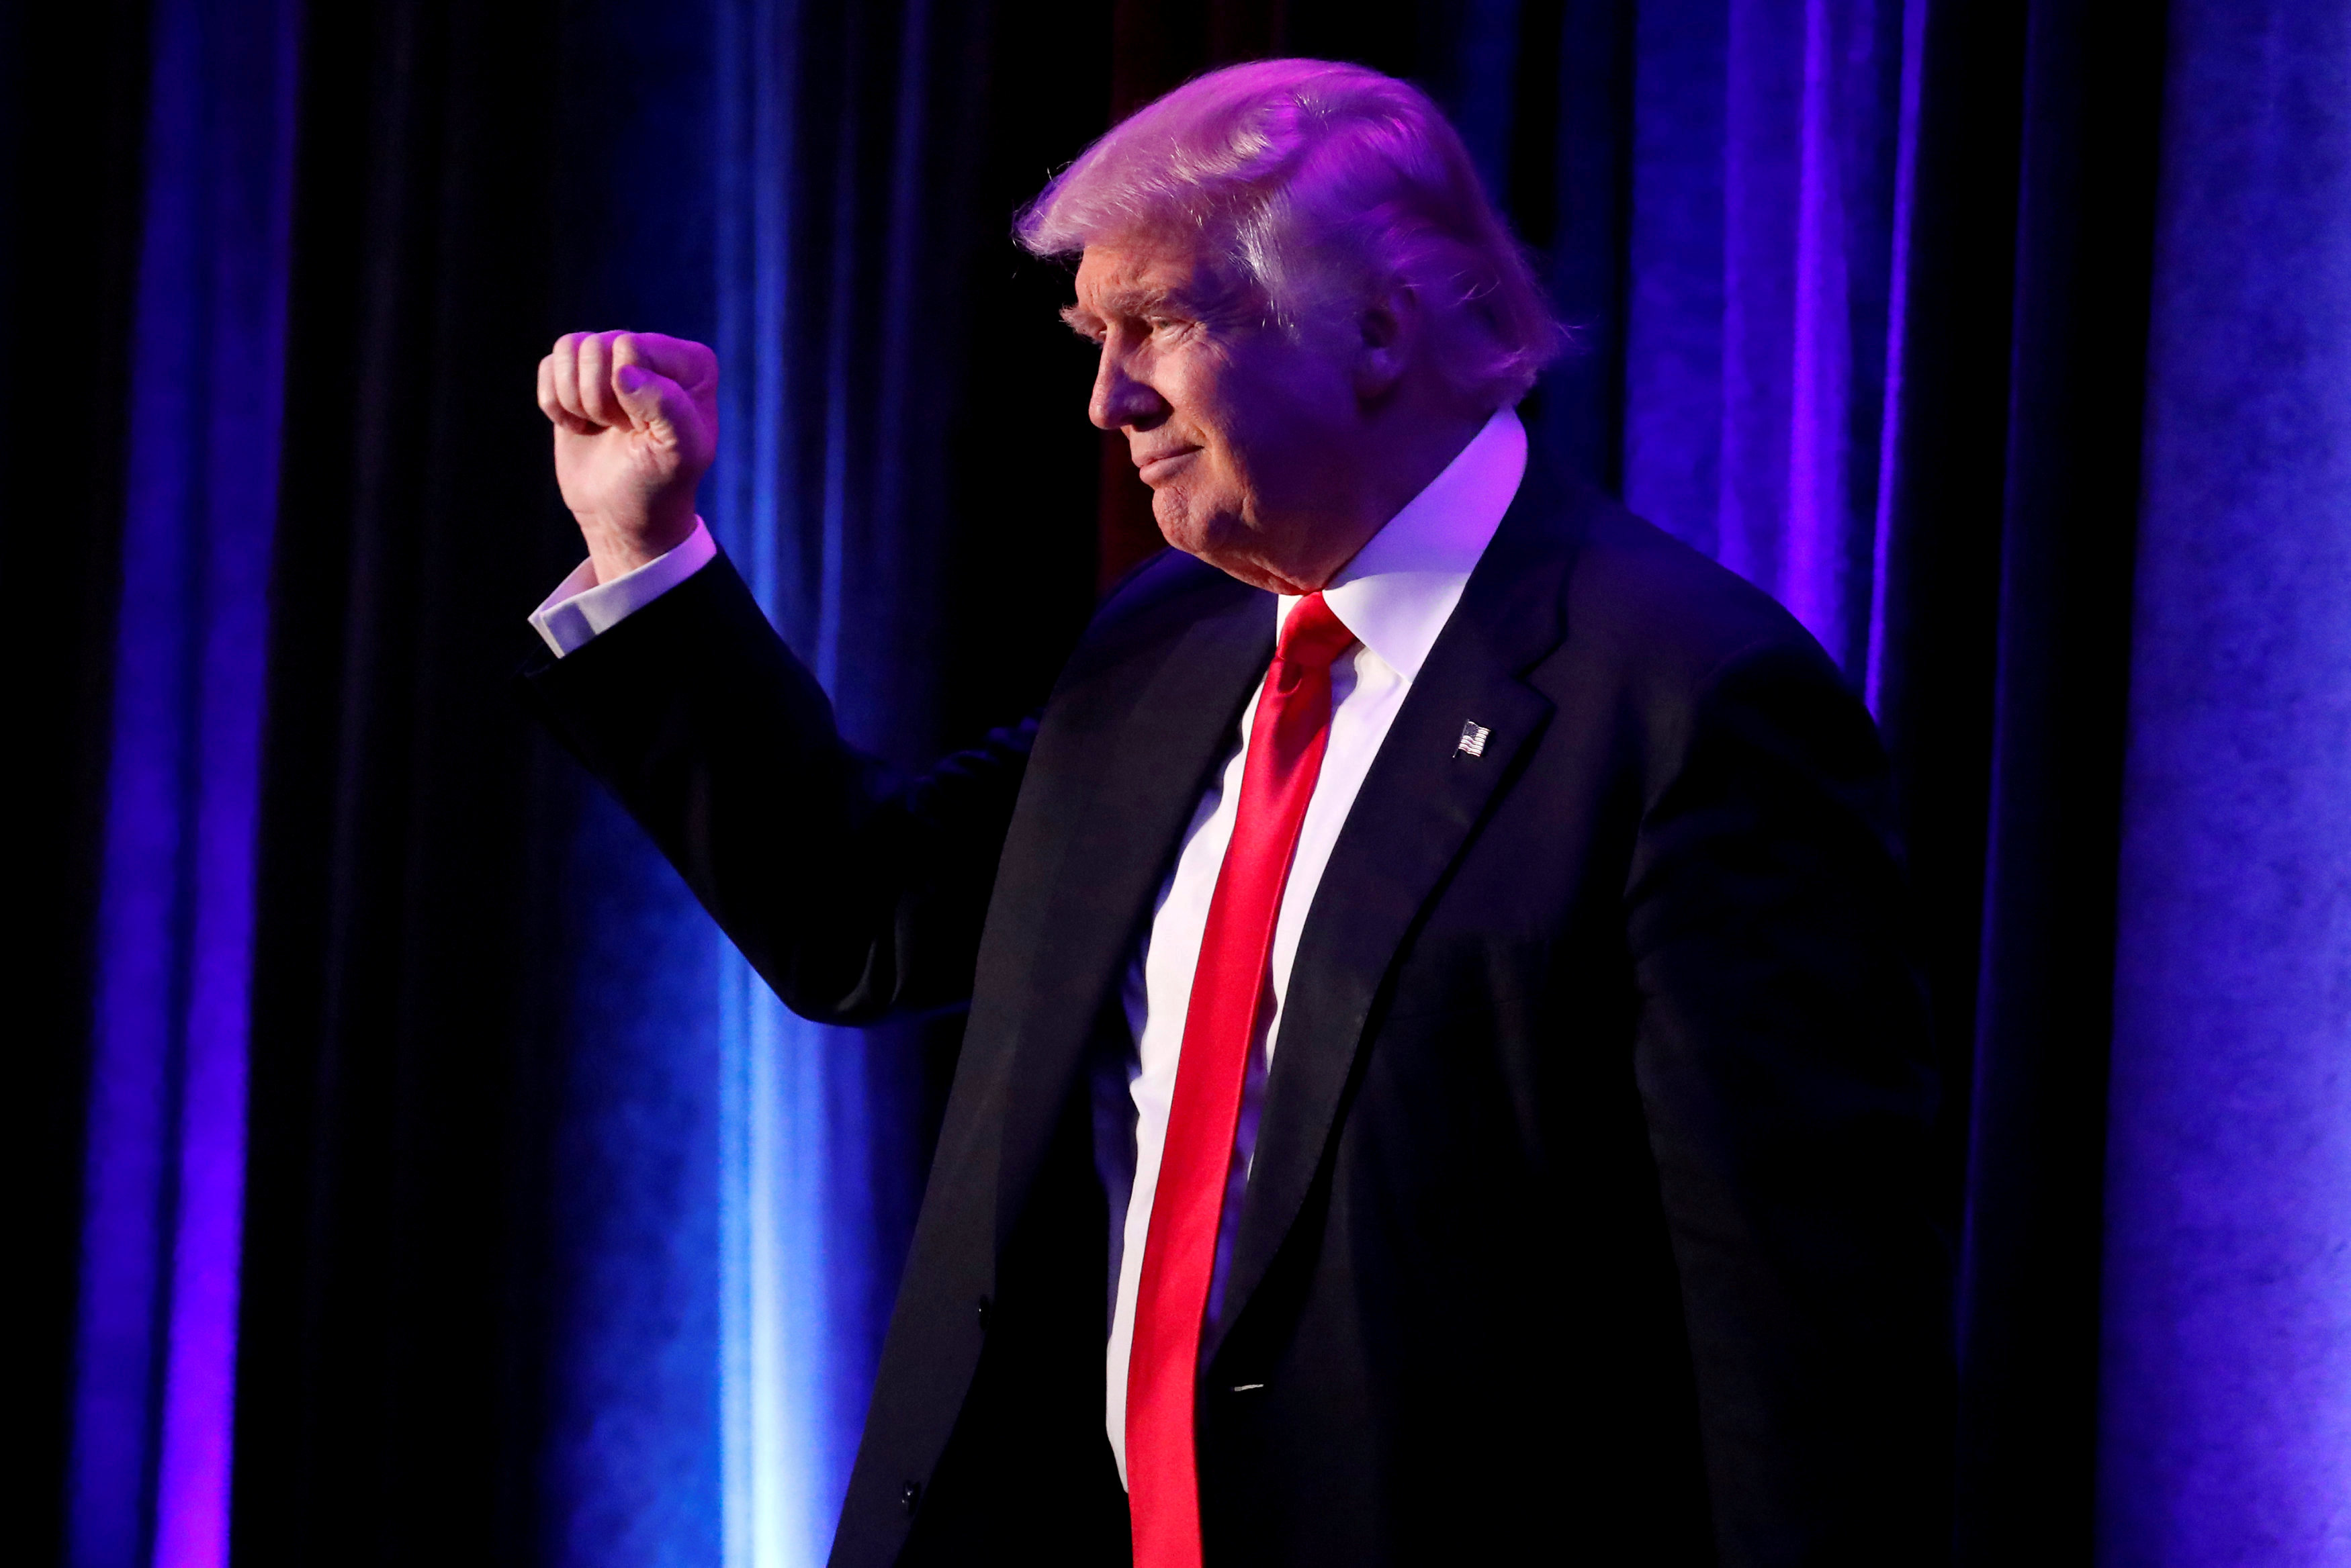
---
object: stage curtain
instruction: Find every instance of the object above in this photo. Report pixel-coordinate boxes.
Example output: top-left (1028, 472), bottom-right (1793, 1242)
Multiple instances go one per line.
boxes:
top-left (2096, 7), bottom-right (2351, 1563)
top-left (11, 3), bottom-right (300, 1566)
top-left (1, 2), bottom-right (158, 1563)
top-left (218, 3), bottom-right (1109, 1565)
top-left (27, 2), bottom-right (2351, 1566)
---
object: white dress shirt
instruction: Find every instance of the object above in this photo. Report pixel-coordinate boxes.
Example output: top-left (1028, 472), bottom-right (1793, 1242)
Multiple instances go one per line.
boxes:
top-left (1102, 407), bottom-right (1525, 1480)
top-left (523, 406), bottom-right (1529, 1487)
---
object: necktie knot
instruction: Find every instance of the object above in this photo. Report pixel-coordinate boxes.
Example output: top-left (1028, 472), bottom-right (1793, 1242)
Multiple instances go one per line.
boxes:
top-left (1273, 592), bottom-right (1356, 684)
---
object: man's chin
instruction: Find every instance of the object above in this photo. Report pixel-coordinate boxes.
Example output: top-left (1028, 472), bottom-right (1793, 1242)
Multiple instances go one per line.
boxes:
top-left (1151, 494), bottom-right (1210, 556)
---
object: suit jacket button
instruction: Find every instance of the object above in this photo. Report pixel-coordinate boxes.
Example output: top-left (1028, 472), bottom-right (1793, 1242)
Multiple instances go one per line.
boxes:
top-left (901, 1480), bottom-right (922, 1515)
top-left (976, 1295), bottom-right (991, 1330)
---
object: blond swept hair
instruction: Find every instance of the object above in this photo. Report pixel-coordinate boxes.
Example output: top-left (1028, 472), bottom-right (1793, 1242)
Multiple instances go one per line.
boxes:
top-left (1017, 58), bottom-right (1564, 404)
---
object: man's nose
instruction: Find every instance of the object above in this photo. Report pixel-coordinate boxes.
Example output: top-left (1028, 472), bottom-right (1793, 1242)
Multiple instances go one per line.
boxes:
top-left (1089, 349), bottom-right (1168, 432)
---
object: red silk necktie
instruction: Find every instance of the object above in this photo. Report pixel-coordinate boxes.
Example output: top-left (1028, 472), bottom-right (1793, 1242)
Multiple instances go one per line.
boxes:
top-left (1128, 592), bottom-right (1358, 1568)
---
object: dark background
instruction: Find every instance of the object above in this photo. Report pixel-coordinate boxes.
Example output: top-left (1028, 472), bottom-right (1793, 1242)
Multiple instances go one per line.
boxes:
top-left (8, 0), bottom-right (2184, 1563)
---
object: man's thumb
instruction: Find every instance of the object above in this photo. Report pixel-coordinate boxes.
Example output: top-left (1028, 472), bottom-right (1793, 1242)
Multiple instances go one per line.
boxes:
top-left (613, 362), bottom-right (679, 439)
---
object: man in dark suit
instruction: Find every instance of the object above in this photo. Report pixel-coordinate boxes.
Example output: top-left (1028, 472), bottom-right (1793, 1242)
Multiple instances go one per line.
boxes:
top-left (523, 58), bottom-right (1947, 1568)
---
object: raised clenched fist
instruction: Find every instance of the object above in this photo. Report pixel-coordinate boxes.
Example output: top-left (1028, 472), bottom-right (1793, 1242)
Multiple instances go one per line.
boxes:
top-left (537, 330), bottom-right (718, 583)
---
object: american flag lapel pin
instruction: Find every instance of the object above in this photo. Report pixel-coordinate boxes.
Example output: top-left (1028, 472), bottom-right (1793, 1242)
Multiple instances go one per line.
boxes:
top-left (1456, 721), bottom-right (1491, 759)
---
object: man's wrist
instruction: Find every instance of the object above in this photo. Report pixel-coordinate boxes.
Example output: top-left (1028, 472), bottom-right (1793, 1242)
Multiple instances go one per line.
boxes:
top-left (530, 516), bottom-right (717, 657)
top-left (576, 503), bottom-right (700, 585)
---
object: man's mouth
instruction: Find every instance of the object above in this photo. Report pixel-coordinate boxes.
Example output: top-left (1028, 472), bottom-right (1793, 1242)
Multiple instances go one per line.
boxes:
top-left (1135, 446), bottom-right (1200, 485)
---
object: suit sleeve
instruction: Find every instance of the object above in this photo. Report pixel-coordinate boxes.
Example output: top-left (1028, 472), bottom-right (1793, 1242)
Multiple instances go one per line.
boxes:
top-left (1624, 640), bottom-right (1952, 1567)
top-left (519, 549), bottom-right (1034, 1025)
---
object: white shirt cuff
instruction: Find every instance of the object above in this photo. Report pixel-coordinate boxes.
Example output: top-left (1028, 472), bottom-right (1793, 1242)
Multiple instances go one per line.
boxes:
top-left (528, 517), bottom-right (719, 657)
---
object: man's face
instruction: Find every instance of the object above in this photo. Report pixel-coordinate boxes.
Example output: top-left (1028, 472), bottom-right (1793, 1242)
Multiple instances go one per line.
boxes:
top-left (1067, 236), bottom-right (1362, 593)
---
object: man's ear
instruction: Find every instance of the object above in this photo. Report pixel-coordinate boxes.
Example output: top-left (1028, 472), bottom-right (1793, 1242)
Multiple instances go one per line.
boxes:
top-left (1353, 279), bottom-right (1419, 402)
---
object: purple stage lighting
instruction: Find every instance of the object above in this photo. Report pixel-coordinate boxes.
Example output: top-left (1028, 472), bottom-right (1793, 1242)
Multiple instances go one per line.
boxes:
top-left (68, 1), bottom-right (298, 1565)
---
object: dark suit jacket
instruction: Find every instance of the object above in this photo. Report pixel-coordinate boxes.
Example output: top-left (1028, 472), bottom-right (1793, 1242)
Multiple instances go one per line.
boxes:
top-left (523, 461), bottom-right (1952, 1568)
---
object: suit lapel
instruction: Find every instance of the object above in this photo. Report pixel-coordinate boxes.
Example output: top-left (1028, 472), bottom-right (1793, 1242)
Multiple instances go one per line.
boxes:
top-left (985, 568), bottom-right (1275, 1248)
top-left (1210, 467), bottom-right (1589, 1354)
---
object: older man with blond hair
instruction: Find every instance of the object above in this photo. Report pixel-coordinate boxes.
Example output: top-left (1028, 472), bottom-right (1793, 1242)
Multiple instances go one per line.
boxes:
top-left (524, 58), bottom-right (1947, 1568)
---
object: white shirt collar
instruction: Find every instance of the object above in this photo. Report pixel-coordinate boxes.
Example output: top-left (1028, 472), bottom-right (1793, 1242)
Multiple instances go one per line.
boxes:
top-left (1276, 405), bottom-right (1528, 681)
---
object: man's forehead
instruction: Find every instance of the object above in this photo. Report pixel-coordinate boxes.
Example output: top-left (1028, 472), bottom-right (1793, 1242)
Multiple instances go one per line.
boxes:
top-left (1072, 241), bottom-right (1220, 316)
